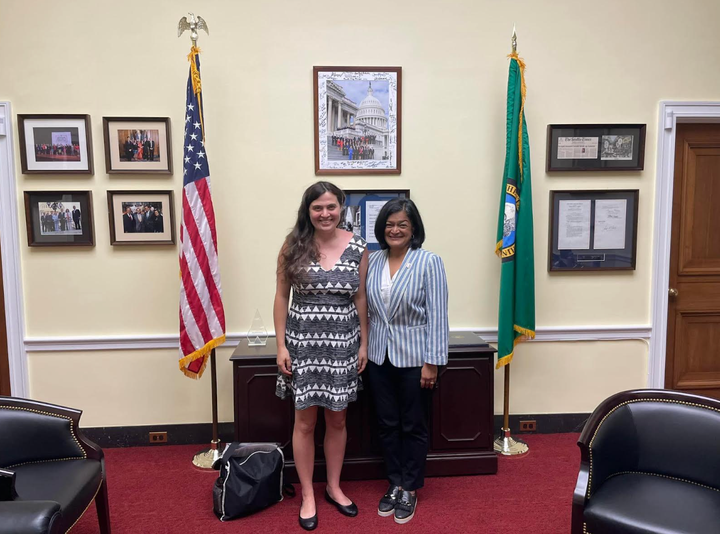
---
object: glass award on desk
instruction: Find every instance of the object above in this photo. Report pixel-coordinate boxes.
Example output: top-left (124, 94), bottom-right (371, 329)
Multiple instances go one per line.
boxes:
top-left (247, 309), bottom-right (268, 346)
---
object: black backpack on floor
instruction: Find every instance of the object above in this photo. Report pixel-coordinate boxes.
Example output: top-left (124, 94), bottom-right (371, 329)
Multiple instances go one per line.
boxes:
top-left (212, 442), bottom-right (295, 521)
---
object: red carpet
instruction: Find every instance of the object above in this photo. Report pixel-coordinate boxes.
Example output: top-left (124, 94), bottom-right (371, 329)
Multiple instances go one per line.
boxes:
top-left (72, 433), bottom-right (579, 533)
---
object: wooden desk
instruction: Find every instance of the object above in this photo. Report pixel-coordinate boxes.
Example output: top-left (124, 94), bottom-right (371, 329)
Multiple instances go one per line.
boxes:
top-left (231, 333), bottom-right (497, 481)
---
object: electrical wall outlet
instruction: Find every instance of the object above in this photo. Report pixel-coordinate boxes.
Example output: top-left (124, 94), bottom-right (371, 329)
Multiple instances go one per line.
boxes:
top-left (519, 420), bottom-right (537, 432)
top-left (149, 431), bottom-right (168, 443)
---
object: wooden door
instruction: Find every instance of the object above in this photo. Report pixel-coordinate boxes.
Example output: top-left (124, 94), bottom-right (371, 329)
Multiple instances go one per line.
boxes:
top-left (666, 123), bottom-right (720, 399)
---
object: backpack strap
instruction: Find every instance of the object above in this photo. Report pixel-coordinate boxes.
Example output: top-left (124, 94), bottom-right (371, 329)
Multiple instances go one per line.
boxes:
top-left (282, 483), bottom-right (296, 498)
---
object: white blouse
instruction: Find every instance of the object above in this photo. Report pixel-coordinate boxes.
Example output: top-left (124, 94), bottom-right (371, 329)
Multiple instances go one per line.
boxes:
top-left (381, 251), bottom-right (407, 310)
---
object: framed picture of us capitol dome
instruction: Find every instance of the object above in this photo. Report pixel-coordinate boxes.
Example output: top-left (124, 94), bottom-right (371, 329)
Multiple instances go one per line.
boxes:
top-left (314, 66), bottom-right (401, 175)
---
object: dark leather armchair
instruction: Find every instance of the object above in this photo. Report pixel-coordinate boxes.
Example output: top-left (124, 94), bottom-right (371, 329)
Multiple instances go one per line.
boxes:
top-left (0, 396), bottom-right (111, 534)
top-left (572, 389), bottom-right (720, 534)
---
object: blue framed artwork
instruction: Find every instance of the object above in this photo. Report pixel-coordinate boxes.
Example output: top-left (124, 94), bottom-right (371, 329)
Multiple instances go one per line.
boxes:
top-left (341, 189), bottom-right (409, 250)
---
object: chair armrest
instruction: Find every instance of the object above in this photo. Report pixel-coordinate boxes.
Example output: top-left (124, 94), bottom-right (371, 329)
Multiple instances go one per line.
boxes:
top-left (0, 468), bottom-right (17, 501)
top-left (0, 501), bottom-right (62, 534)
top-left (576, 392), bottom-right (644, 498)
top-left (75, 428), bottom-right (104, 462)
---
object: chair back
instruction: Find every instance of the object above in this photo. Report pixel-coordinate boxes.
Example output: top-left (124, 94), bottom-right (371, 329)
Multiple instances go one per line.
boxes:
top-left (0, 398), bottom-right (86, 468)
top-left (590, 395), bottom-right (720, 491)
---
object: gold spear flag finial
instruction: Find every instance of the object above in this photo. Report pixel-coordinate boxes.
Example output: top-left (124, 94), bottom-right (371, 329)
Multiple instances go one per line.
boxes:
top-left (512, 23), bottom-right (517, 53)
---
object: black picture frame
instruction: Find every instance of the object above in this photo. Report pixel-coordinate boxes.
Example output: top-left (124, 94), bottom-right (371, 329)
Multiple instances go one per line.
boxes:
top-left (107, 190), bottom-right (176, 246)
top-left (546, 124), bottom-right (646, 172)
top-left (341, 189), bottom-right (409, 250)
top-left (17, 114), bottom-right (94, 175)
top-left (24, 191), bottom-right (95, 247)
top-left (549, 189), bottom-right (639, 272)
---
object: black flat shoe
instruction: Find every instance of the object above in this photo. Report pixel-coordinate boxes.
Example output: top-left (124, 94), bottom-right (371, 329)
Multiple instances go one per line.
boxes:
top-left (299, 502), bottom-right (318, 531)
top-left (298, 511), bottom-right (318, 531)
top-left (325, 488), bottom-right (358, 517)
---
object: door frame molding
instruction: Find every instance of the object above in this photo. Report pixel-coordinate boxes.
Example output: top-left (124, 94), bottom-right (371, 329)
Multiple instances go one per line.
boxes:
top-left (649, 101), bottom-right (720, 388)
top-left (0, 102), bottom-right (28, 397)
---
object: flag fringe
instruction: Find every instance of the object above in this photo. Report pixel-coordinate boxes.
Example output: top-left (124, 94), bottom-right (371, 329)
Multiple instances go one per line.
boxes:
top-left (178, 334), bottom-right (226, 379)
top-left (495, 239), bottom-right (503, 257)
top-left (495, 325), bottom-right (535, 369)
top-left (514, 324), bottom-right (535, 339)
top-left (495, 351), bottom-right (513, 369)
top-left (180, 355), bottom-right (209, 379)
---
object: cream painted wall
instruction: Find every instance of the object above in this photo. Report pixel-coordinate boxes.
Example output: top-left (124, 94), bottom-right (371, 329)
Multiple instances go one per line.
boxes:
top-left (3, 0), bottom-right (719, 426)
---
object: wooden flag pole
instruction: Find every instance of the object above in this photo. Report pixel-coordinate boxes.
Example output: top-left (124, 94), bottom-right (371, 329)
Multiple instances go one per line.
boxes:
top-left (494, 363), bottom-right (528, 455)
top-left (503, 363), bottom-right (510, 430)
top-left (210, 349), bottom-right (219, 447)
top-left (192, 349), bottom-right (222, 469)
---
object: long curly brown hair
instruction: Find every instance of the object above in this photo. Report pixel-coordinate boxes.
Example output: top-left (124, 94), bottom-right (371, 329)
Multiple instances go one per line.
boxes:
top-left (280, 181), bottom-right (345, 285)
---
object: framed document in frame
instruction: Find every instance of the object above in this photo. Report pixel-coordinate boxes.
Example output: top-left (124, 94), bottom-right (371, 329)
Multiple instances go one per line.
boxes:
top-left (546, 124), bottom-right (646, 172)
top-left (341, 189), bottom-right (409, 251)
top-left (549, 190), bottom-right (638, 271)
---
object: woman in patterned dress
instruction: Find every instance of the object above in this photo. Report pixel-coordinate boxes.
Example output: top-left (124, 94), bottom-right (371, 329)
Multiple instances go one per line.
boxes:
top-left (274, 181), bottom-right (368, 531)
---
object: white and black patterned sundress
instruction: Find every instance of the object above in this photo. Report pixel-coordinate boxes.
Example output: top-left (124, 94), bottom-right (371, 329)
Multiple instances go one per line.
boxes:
top-left (276, 234), bottom-right (367, 411)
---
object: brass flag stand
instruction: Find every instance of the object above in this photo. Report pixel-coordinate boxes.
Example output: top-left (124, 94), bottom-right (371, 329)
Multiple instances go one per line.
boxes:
top-left (177, 13), bottom-right (220, 470)
top-left (493, 26), bottom-right (529, 457)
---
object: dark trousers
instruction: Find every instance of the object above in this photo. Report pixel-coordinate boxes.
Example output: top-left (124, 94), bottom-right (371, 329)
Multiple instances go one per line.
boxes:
top-left (368, 358), bottom-right (432, 491)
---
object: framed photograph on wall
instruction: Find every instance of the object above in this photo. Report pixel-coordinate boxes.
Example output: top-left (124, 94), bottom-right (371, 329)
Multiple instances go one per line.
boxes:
top-left (103, 117), bottom-right (172, 174)
top-left (18, 114), bottom-right (93, 174)
top-left (314, 66), bottom-right (401, 175)
top-left (546, 124), bottom-right (646, 172)
top-left (24, 191), bottom-right (94, 246)
top-left (107, 190), bottom-right (175, 246)
top-left (549, 189), bottom-right (639, 271)
top-left (342, 189), bottom-right (409, 250)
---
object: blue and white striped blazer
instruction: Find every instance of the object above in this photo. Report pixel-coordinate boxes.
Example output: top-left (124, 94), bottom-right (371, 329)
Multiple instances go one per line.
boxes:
top-left (366, 247), bottom-right (449, 368)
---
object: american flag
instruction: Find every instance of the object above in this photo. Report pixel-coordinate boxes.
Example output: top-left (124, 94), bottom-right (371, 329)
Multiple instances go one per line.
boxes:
top-left (178, 47), bottom-right (226, 379)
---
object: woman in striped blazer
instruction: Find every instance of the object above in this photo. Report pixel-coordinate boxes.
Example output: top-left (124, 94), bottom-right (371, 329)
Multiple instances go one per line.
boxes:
top-left (365, 198), bottom-right (449, 525)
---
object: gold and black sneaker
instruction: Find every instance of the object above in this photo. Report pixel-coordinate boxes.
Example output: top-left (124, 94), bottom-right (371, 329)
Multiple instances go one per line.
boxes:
top-left (378, 485), bottom-right (401, 517)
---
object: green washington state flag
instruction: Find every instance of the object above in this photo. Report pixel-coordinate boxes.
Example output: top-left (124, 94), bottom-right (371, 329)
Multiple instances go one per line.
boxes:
top-left (495, 52), bottom-right (535, 369)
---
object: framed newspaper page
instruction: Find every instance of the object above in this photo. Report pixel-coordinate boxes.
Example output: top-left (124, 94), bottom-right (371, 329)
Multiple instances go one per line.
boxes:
top-left (546, 124), bottom-right (646, 172)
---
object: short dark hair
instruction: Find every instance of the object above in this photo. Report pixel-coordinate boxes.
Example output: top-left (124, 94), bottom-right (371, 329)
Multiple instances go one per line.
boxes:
top-left (374, 198), bottom-right (425, 250)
